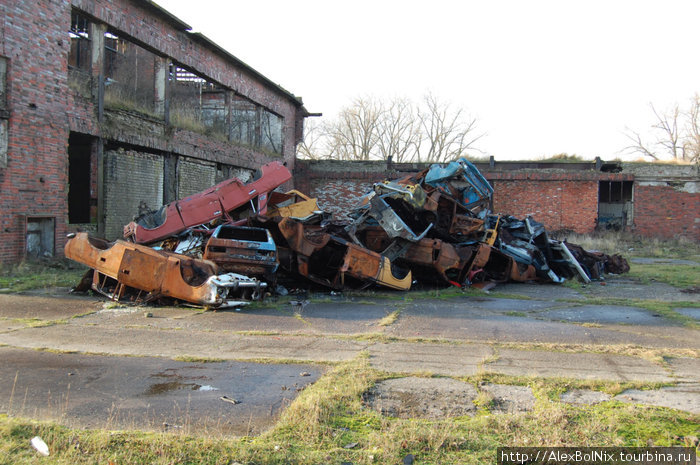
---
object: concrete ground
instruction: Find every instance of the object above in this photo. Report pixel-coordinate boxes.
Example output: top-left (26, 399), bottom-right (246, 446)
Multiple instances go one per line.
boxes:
top-left (0, 274), bottom-right (698, 433)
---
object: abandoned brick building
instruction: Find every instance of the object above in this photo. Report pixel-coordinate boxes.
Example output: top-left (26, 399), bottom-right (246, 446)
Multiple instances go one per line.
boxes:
top-left (0, 0), bottom-right (309, 263)
top-left (1, 2), bottom-right (698, 265)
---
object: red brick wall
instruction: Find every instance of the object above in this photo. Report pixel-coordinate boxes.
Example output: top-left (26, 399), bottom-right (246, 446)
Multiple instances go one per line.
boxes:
top-left (633, 185), bottom-right (700, 241)
top-left (0, 0), bottom-right (71, 263)
top-left (491, 179), bottom-right (599, 233)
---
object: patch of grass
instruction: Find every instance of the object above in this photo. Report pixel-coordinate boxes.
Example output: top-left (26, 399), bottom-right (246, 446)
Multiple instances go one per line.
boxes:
top-left (0, 359), bottom-right (697, 465)
top-left (504, 311), bottom-right (527, 317)
top-left (552, 231), bottom-right (700, 260)
top-left (0, 260), bottom-right (88, 293)
top-left (1, 317), bottom-right (68, 329)
top-left (378, 310), bottom-right (401, 327)
top-left (627, 263), bottom-right (700, 289)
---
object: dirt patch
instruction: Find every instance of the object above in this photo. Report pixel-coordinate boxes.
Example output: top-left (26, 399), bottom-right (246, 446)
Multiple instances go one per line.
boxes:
top-left (480, 383), bottom-right (536, 413)
top-left (560, 389), bottom-right (612, 405)
top-left (366, 377), bottom-right (478, 419)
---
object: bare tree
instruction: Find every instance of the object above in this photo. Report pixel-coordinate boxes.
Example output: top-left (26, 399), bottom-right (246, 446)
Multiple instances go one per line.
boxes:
top-left (376, 97), bottom-right (422, 163)
top-left (324, 96), bottom-right (384, 160)
top-left (296, 118), bottom-right (325, 160)
top-left (418, 93), bottom-right (484, 163)
top-left (310, 93), bottom-right (483, 162)
top-left (684, 94), bottom-right (700, 164)
top-left (624, 99), bottom-right (699, 163)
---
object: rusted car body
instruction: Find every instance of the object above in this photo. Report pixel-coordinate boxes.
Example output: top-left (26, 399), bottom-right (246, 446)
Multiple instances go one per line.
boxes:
top-left (65, 232), bottom-right (265, 307)
top-left (274, 218), bottom-right (412, 291)
top-left (124, 161), bottom-right (291, 244)
top-left (202, 225), bottom-right (278, 282)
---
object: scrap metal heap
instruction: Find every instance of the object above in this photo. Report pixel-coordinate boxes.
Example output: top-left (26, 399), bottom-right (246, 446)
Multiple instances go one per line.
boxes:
top-left (65, 158), bottom-right (629, 308)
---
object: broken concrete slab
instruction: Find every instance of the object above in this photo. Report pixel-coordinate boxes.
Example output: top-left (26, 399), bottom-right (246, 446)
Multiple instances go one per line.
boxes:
top-left (368, 342), bottom-right (494, 376)
top-left (538, 305), bottom-right (681, 326)
top-left (667, 357), bottom-right (700, 383)
top-left (615, 385), bottom-right (700, 415)
top-left (72, 301), bottom-right (401, 336)
top-left (387, 300), bottom-right (700, 349)
top-left (366, 376), bottom-right (478, 419)
top-left (0, 346), bottom-right (324, 435)
top-left (0, 293), bottom-right (102, 320)
top-left (560, 389), bottom-right (612, 406)
top-left (480, 383), bottom-right (536, 413)
top-left (0, 325), bottom-right (365, 363)
top-left (484, 349), bottom-right (674, 382)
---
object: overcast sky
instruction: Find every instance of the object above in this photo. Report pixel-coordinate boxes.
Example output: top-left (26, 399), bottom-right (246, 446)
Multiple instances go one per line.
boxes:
top-left (155, 0), bottom-right (700, 161)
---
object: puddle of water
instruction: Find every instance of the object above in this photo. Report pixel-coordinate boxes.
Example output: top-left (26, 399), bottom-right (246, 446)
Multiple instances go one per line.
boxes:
top-left (145, 381), bottom-right (202, 395)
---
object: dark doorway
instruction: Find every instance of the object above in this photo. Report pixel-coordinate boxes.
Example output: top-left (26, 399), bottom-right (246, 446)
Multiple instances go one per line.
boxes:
top-left (68, 133), bottom-right (93, 224)
top-left (598, 181), bottom-right (633, 230)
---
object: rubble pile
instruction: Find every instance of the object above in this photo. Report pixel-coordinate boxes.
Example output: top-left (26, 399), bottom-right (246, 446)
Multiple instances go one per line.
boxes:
top-left (65, 159), bottom-right (629, 308)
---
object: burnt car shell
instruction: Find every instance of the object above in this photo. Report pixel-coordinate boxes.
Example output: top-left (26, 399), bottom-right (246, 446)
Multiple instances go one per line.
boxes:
top-left (276, 218), bottom-right (412, 291)
top-left (65, 232), bottom-right (265, 307)
top-left (203, 225), bottom-right (278, 282)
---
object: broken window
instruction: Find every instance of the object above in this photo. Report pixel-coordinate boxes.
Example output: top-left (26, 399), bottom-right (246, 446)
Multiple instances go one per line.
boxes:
top-left (26, 217), bottom-right (55, 259)
top-left (69, 11), bottom-right (91, 71)
top-left (104, 31), bottom-right (156, 116)
top-left (231, 94), bottom-right (259, 147)
top-left (68, 11), bottom-right (93, 97)
top-left (598, 181), bottom-right (633, 203)
top-left (261, 110), bottom-right (282, 154)
top-left (169, 65), bottom-right (227, 137)
top-left (68, 133), bottom-right (95, 224)
top-left (230, 94), bottom-right (283, 155)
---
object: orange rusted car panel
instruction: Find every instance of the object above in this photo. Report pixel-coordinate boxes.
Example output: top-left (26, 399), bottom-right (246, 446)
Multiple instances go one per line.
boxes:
top-left (276, 218), bottom-right (411, 291)
top-left (401, 238), bottom-right (463, 283)
top-left (65, 233), bottom-right (264, 307)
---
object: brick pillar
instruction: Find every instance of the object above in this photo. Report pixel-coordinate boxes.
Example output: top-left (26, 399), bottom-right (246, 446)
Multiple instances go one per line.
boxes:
top-left (89, 22), bottom-right (106, 122)
top-left (154, 56), bottom-right (169, 122)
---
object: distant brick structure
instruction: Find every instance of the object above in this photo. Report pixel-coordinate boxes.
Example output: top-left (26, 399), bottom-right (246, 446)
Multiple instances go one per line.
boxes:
top-left (0, 0), bottom-right (308, 263)
top-left (295, 160), bottom-right (699, 241)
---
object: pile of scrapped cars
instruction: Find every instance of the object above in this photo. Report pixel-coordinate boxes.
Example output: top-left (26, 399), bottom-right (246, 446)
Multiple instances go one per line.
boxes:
top-left (65, 158), bottom-right (629, 308)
